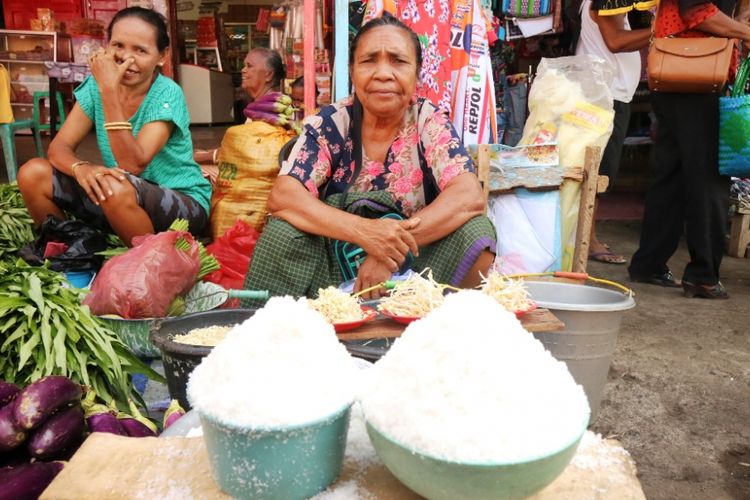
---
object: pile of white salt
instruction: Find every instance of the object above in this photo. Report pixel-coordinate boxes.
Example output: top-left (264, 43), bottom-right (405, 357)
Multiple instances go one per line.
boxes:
top-left (187, 296), bottom-right (358, 427)
top-left (360, 290), bottom-right (590, 463)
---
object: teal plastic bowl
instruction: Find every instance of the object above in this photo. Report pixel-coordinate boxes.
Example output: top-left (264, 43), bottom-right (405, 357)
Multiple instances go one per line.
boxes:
top-left (198, 404), bottom-right (352, 500)
top-left (366, 417), bottom-right (588, 500)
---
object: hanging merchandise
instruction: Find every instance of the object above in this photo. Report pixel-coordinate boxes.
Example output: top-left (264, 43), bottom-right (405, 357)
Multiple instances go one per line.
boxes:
top-left (519, 55), bottom-right (614, 270)
top-left (450, 0), bottom-right (498, 145)
top-left (501, 0), bottom-right (552, 18)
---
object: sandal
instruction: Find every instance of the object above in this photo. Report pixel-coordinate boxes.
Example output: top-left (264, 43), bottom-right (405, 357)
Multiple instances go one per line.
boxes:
top-left (588, 250), bottom-right (627, 265)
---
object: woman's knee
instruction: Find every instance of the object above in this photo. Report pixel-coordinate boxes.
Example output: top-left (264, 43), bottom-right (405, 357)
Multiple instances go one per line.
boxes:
top-left (17, 158), bottom-right (53, 194)
top-left (100, 177), bottom-right (138, 209)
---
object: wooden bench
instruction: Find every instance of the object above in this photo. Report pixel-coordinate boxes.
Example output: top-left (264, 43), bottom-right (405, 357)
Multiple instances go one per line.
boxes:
top-left (728, 207), bottom-right (750, 258)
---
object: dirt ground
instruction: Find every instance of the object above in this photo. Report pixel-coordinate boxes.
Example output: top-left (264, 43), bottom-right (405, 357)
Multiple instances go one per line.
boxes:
top-left (589, 220), bottom-right (750, 500)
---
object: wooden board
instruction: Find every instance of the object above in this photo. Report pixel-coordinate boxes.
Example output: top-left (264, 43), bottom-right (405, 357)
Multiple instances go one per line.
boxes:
top-left (572, 146), bottom-right (601, 274)
top-left (728, 207), bottom-right (750, 258)
top-left (42, 428), bottom-right (646, 500)
top-left (335, 308), bottom-right (563, 341)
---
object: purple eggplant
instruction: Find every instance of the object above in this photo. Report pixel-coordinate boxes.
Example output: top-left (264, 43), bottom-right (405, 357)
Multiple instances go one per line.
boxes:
top-left (0, 381), bottom-right (20, 408)
top-left (163, 399), bottom-right (185, 430)
top-left (13, 376), bottom-right (83, 430)
top-left (0, 403), bottom-right (25, 452)
top-left (254, 92), bottom-right (292, 105)
top-left (85, 404), bottom-right (127, 436)
top-left (118, 400), bottom-right (156, 437)
top-left (27, 405), bottom-right (85, 460)
top-left (0, 461), bottom-right (65, 500)
top-left (0, 443), bottom-right (29, 468)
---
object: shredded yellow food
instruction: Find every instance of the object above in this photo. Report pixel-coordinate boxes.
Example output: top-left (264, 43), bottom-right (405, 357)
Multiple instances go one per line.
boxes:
top-left (308, 286), bottom-right (364, 323)
top-left (172, 325), bottom-right (234, 346)
top-left (378, 270), bottom-right (445, 317)
top-left (480, 272), bottom-right (533, 312)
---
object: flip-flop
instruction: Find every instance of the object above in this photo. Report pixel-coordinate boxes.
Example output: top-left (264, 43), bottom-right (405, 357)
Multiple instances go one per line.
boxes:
top-left (588, 250), bottom-right (627, 265)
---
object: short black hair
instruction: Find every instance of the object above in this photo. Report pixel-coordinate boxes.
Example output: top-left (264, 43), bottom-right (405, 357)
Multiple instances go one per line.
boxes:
top-left (349, 13), bottom-right (422, 77)
top-left (291, 76), bottom-right (304, 89)
top-left (251, 48), bottom-right (286, 88)
top-left (108, 7), bottom-right (170, 53)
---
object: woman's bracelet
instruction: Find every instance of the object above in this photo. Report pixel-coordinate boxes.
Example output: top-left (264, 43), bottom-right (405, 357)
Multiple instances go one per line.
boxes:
top-left (103, 121), bottom-right (133, 131)
top-left (212, 148), bottom-right (219, 164)
top-left (71, 160), bottom-right (90, 176)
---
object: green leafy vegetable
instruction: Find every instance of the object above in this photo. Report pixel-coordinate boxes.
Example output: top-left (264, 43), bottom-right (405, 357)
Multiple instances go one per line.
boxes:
top-left (0, 183), bottom-right (34, 261)
top-left (168, 218), bottom-right (220, 280)
top-left (0, 260), bottom-right (164, 411)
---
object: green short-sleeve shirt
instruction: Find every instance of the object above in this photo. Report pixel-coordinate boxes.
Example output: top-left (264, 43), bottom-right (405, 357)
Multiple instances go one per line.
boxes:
top-left (74, 74), bottom-right (211, 213)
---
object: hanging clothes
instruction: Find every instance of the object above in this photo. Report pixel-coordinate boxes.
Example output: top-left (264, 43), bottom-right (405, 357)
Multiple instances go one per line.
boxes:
top-left (449, 0), bottom-right (498, 144)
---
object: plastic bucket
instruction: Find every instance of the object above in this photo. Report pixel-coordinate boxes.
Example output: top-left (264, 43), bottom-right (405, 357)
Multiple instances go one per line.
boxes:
top-left (197, 404), bottom-right (352, 499)
top-left (150, 309), bottom-right (256, 410)
top-left (523, 280), bottom-right (635, 422)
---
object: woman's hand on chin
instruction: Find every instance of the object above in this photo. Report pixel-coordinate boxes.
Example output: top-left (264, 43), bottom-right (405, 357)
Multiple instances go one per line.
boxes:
top-left (353, 256), bottom-right (394, 300)
top-left (89, 48), bottom-right (133, 92)
top-left (357, 216), bottom-right (420, 271)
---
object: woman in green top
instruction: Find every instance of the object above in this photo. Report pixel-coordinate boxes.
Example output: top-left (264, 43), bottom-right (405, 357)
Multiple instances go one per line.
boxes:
top-left (18, 7), bottom-right (211, 246)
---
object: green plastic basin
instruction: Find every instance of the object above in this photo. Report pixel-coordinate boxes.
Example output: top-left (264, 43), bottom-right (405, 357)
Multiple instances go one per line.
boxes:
top-left (366, 418), bottom-right (587, 500)
top-left (198, 404), bottom-right (352, 500)
top-left (97, 316), bottom-right (161, 358)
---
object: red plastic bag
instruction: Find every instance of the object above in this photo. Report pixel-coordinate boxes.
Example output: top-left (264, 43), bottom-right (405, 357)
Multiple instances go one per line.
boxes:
top-left (83, 231), bottom-right (201, 318)
top-left (204, 220), bottom-right (259, 293)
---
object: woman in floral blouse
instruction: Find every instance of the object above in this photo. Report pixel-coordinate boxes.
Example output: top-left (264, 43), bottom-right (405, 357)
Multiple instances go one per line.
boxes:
top-left (241, 14), bottom-right (496, 304)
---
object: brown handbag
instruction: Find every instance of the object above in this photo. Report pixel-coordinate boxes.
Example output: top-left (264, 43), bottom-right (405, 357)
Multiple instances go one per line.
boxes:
top-left (647, 37), bottom-right (735, 93)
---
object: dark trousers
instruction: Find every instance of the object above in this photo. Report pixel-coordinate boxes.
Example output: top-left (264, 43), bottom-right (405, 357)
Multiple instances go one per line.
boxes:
top-left (629, 92), bottom-right (730, 285)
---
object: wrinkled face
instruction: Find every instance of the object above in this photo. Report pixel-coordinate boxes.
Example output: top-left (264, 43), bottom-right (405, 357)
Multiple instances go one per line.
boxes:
top-left (241, 51), bottom-right (272, 100)
top-left (350, 26), bottom-right (418, 119)
top-left (108, 17), bottom-right (165, 87)
top-left (291, 85), bottom-right (305, 109)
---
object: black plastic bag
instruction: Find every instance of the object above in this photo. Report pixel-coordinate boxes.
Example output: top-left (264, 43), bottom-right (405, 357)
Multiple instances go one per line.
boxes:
top-left (19, 216), bottom-right (109, 272)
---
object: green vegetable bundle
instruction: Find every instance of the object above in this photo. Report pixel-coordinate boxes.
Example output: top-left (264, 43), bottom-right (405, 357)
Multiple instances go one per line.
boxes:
top-left (0, 260), bottom-right (164, 411)
top-left (169, 218), bottom-right (220, 280)
top-left (0, 183), bottom-right (34, 261)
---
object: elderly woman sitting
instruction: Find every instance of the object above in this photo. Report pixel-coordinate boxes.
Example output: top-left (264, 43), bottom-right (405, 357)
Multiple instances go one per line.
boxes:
top-left (242, 14), bottom-right (496, 303)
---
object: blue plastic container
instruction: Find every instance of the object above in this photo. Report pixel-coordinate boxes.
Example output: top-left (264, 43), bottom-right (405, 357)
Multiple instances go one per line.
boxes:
top-left (65, 270), bottom-right (95, 289)
top-left (198, 404), bottom-right (352, 500)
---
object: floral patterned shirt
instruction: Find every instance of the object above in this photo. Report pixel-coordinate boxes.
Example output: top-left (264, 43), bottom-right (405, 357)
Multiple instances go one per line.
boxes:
top-left (280, 96), bottom-right (475, 217)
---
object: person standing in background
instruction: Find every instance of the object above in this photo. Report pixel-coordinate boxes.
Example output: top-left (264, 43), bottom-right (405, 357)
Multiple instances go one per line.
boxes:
top-left (629, 0), bottom-right (750, 298)
top-left (576, 0), bottom-right (652, 265)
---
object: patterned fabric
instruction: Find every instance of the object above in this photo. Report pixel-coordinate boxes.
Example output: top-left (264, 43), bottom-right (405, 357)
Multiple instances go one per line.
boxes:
top-left (52, 170), bottom-right (208, 235)
top-left (281, 96), bottom-right (475, 217)
top-left (655, 0), bottom-right (718, 37)
top-left (241, 190), bottom-right (497, 308)
top-left (73, 74), bottom-right (212, 213)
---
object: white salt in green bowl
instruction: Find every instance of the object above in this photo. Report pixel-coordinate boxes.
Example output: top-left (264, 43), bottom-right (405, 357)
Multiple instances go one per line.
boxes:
top-left (197, 403), bottom-right (352, 500)
top-left (365, 415), bottom-right (588, 500)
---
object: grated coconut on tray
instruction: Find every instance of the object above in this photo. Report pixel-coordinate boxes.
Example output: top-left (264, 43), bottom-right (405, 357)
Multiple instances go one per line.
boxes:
top-left (359, 290), bottom-right (590, 463)
top-left (187, 296), bottom-right (358, 427)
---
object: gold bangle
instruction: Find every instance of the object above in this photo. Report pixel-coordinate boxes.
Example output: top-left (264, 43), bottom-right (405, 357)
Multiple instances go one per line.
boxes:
top-left (212, 149), bottom-right (219, 164)
top-left (103, 126), bottom-right (133, 131)
top-left (103, 121), bottom-right (132, 128)
top-left (71, 160), bottom-right (90, 175)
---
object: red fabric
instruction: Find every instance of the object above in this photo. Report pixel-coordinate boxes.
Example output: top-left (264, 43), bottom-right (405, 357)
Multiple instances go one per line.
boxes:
top-left (656, 0), bottom-right (719, 38)
top-left (83, 231), bottom-right (201, 319)
top-left (43, 241), bottom-right (68, 258)
top-left (203, 220), bottom-right (259, 304)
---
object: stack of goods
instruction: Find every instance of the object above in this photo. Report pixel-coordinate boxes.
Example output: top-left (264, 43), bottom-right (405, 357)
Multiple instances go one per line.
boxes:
top-left (67, 19), bottom-right (105, 37)
top-left (196, 16), bottom-right (218, 47)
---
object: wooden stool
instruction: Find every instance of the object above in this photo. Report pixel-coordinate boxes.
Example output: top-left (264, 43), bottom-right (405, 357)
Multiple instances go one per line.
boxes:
top-left (728, 207), bottom-right (750, 258)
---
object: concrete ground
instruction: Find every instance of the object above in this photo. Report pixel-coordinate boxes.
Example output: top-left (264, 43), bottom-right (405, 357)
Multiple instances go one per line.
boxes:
top-left (2, 129), bottom-right (748, 499)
